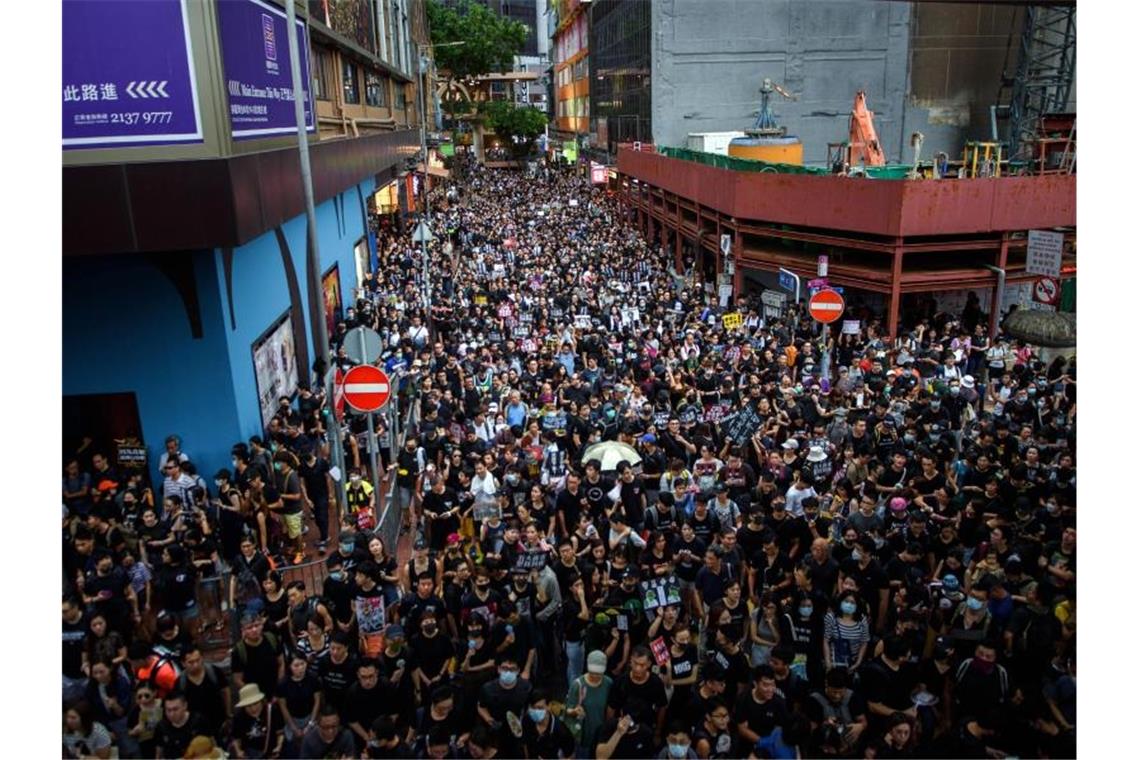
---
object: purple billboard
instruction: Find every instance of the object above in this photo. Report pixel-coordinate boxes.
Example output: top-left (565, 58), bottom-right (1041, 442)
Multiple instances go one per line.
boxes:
top-left (218, 0), bottom-right (315, 140)
top-left (62, 0), bottom-right (203, 150)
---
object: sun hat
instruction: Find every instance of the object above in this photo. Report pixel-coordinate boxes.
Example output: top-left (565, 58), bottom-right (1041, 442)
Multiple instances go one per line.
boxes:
top-left (234, 683), bottom-right (267, 708)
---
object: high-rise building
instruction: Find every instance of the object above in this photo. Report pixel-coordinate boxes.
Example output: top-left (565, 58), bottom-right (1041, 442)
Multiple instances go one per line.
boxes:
top-left (589, 0), bottom-right (651, 158)
top-left (62, 0), bottom-right (426, 482)
top-left (573, 0), bottom-right (1040, 166)
top-left (550, 0), bottom-right (590, 143)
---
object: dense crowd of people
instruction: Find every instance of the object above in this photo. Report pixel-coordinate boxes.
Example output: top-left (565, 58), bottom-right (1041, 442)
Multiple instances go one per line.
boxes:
top-left (63, 154), bottom-right (1076, 759)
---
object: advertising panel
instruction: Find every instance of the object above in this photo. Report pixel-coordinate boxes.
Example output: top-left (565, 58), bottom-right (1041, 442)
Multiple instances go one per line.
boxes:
top-left (62, 0), bottom-right (203, 150)
top-left (252, 311), bottom-right (300, 427)
top-left (322, 265), bottom-right (343, 336)
top-left (218, 0), bottom-right (315, 140)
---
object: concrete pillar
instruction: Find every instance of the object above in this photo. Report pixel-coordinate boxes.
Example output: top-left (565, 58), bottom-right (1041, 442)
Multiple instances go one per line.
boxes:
top-left (887, 241), bottom-right (905, 340)
top-left (674, 226), bottom-right (683, 273)
top-left (989, 234), bottom-right (1010, 338)
top-left (733, 231), bottom-right (744, 300)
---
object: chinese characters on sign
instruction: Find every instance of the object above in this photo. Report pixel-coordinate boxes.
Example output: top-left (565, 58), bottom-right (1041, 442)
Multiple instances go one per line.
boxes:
top-left (62, 0), bottom-right (202, 149)
top-left (1026, 230), bottom-right (1064, 278)
top-left (217, 0), bottom-right (315, 140)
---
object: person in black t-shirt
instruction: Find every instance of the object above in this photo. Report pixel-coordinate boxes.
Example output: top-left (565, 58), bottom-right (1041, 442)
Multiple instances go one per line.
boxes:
top-left (345, 659), bottom-right (399, 751)
top-left (176, 646), bottom-right (229, 740)
top-left (734, 665), bottom-right (789, 752)
top-left (521, 688), bottom-right (576, 760)
top-left (298, 450), bottom-right (332, 551)
top-left (595, 700), bottom-right (658, 760)
top-left (152, 692), bottom-right (209, 760)
top-left (859, 636), bottom-right (920, 732)
top-left (316, 631), bottom-right (358, 715)
top-left (230, 614), bottom-right (284, 699)
top-left (606, 647), bottom-right (668, 744)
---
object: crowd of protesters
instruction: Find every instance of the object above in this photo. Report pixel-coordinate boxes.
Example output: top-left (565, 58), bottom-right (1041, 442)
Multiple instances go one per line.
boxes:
top-left (63, 153), bottom-right (1076, 759)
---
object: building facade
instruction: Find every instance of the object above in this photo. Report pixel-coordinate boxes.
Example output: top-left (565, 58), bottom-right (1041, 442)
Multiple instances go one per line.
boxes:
top-left (62, 0), bottom-right (424, 484)
top-left (550, 0), bottom-right (590, 139)
top-left (649, 0), bottom-right (1039, 165)
top-left (588, 0), bottom-right (651, 160)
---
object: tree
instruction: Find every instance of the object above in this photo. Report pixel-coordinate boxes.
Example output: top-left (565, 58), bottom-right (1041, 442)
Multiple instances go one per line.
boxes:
top-left (426, 0), bottom-right (528, 83)
top-left (482, 101), bottom-right (547, 155)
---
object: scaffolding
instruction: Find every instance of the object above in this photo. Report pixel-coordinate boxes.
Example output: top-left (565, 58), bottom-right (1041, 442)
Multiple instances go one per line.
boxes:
top-left (1006, 5), bottom-right (1076, 159)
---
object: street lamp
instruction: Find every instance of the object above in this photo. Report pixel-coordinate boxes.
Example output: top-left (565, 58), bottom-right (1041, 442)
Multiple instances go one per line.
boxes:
top-left (416, 40), bottom-right (464, 338)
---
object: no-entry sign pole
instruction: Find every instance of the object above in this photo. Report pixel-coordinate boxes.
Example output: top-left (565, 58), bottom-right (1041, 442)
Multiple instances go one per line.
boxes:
top-left (348, 332), bottom-right (396, 523)
top-left (809, 288), bottom-right (845, 384)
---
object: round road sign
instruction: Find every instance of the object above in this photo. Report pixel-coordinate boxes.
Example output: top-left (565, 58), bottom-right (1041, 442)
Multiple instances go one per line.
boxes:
top-left (1033, 276), bottom-right (1060, 306)
top-left (808, 288), bottom-right (845, 324)
top-left (342, 365), bottom-right (392, 412)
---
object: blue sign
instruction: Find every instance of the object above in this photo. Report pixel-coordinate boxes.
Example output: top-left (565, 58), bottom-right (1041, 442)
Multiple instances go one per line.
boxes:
top-left (778, 270), bottom-right (796, 293)
top-left (217, 0), bottom-right (315, 140)
top-left (63, 0), bottom-right (203, 150)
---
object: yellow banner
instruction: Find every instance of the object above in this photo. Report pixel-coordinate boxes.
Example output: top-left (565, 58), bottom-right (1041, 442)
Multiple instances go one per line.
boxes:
top-left (722, 312), bottom-right (743, 330)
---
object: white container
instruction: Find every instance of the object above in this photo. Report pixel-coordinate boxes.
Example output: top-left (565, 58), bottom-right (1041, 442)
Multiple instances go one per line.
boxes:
top-left (685, 131), bottom-right (747, 155)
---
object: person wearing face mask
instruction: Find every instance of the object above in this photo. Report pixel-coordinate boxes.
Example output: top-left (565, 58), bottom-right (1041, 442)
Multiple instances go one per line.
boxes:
top-left (476, 656), bottom-right (532, 756)
top-left (655, 723), bottom-right (698, 759)
top-left (321, 554), bottom-right (356, 637)
top-left (410, 611), bottom-right (455, 697)
top-left (520, 688), bottom-right (575, 759)
top-left (951, 640), bottom-right (1009, 720)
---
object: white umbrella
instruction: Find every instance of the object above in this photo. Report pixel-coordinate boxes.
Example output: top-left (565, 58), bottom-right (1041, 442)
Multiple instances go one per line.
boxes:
top-left (581, 441), bottom-right (642, 472)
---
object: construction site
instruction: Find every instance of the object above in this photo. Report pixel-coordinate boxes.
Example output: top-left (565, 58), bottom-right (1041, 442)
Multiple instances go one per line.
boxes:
top-left (611, 1), bottom-right (1075, 337)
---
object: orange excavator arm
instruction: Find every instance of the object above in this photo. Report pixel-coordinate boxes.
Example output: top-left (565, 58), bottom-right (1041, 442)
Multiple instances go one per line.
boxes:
top-left (849, 91), bottom-right (886, 167)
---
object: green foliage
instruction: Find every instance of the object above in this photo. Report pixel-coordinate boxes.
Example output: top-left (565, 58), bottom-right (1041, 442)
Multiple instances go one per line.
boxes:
top-left (426, 0), bottom-right (528, 80)
top-left (483, 101), bottom-right (547, 142)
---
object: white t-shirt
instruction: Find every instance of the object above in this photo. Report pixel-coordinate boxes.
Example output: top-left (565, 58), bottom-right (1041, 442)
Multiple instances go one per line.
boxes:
top-left (785, 484), bottom-right (819, 518)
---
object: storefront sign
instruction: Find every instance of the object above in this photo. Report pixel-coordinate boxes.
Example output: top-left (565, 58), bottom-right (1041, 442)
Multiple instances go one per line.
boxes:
top-left (63, 0), bottom-right (203, 149)
top-left (218, 0), bottom-right (314, 140)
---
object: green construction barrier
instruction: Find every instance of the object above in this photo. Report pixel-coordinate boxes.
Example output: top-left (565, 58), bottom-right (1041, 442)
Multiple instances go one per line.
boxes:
top-left (657, 145), bottom-right (915, 179)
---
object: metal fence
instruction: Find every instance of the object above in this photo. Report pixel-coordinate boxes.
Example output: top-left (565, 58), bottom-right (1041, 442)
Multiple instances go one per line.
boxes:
top-left (374, 386), bottom-right (420, 557)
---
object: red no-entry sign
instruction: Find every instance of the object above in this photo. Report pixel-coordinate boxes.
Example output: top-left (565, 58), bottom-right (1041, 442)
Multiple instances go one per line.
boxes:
top-left (809, 288), bottom-right (845, 324)
top-left (342, 365), bottom-right (392, 412)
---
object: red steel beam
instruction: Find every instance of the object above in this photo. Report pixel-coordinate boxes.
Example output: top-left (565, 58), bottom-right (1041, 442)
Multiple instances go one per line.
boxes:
top-left (617, 149), bottom-right (1075, 238)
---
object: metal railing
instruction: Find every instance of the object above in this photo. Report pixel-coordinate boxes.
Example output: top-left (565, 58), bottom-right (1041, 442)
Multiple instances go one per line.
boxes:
top-left (375, 380), bottom-right (421, 555)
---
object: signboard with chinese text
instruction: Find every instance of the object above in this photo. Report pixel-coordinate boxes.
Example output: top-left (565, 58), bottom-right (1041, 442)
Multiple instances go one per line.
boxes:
top-left (1026, 230), bottom-right (1064, 278)
top-left (218, 0), bottom-right (315, 140)
top-left (63, 0), bottom-right (203, 150)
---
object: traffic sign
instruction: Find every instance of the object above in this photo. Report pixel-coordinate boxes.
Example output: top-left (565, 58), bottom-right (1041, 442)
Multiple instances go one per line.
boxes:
top-left (817, 255), bottom-right (829, 277)
top-left (778, 270), bottom-right (797, 293)
top-left (411, 221), bottom-right (434, 243)
top-left (342, 365), bottom-right (392, 412)
top-left (344, 327), bottom-right (383, 366)
top-left (808, 288), bottom-right (845, 323)
top-left (1032, 276), bottom-right (1060, 308)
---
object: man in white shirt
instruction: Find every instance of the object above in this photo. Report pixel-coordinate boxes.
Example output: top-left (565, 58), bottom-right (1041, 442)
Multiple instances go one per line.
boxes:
top-left (784, 470), bottom-right (818, 519)
top-left (470, 460), bottom-right (499, 515)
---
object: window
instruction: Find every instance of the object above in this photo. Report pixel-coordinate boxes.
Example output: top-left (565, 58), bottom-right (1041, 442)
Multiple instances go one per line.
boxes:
top-left (342, 60), bottom-right (360, 104)
top-left (395, 83), bottom-right (407, 110)
top-left (366, 71), bottom-right (387, 107)
top-left (312, 47), bottom-right (332, 101)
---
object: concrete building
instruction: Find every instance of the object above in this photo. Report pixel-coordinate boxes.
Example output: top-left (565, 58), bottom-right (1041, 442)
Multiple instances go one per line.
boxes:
top-left (581, 1), bottom-right (1054, 167)
top-left (63, 0), bottom-right (425, 485)
top-left (550, 0), bottom-right (590, 142)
